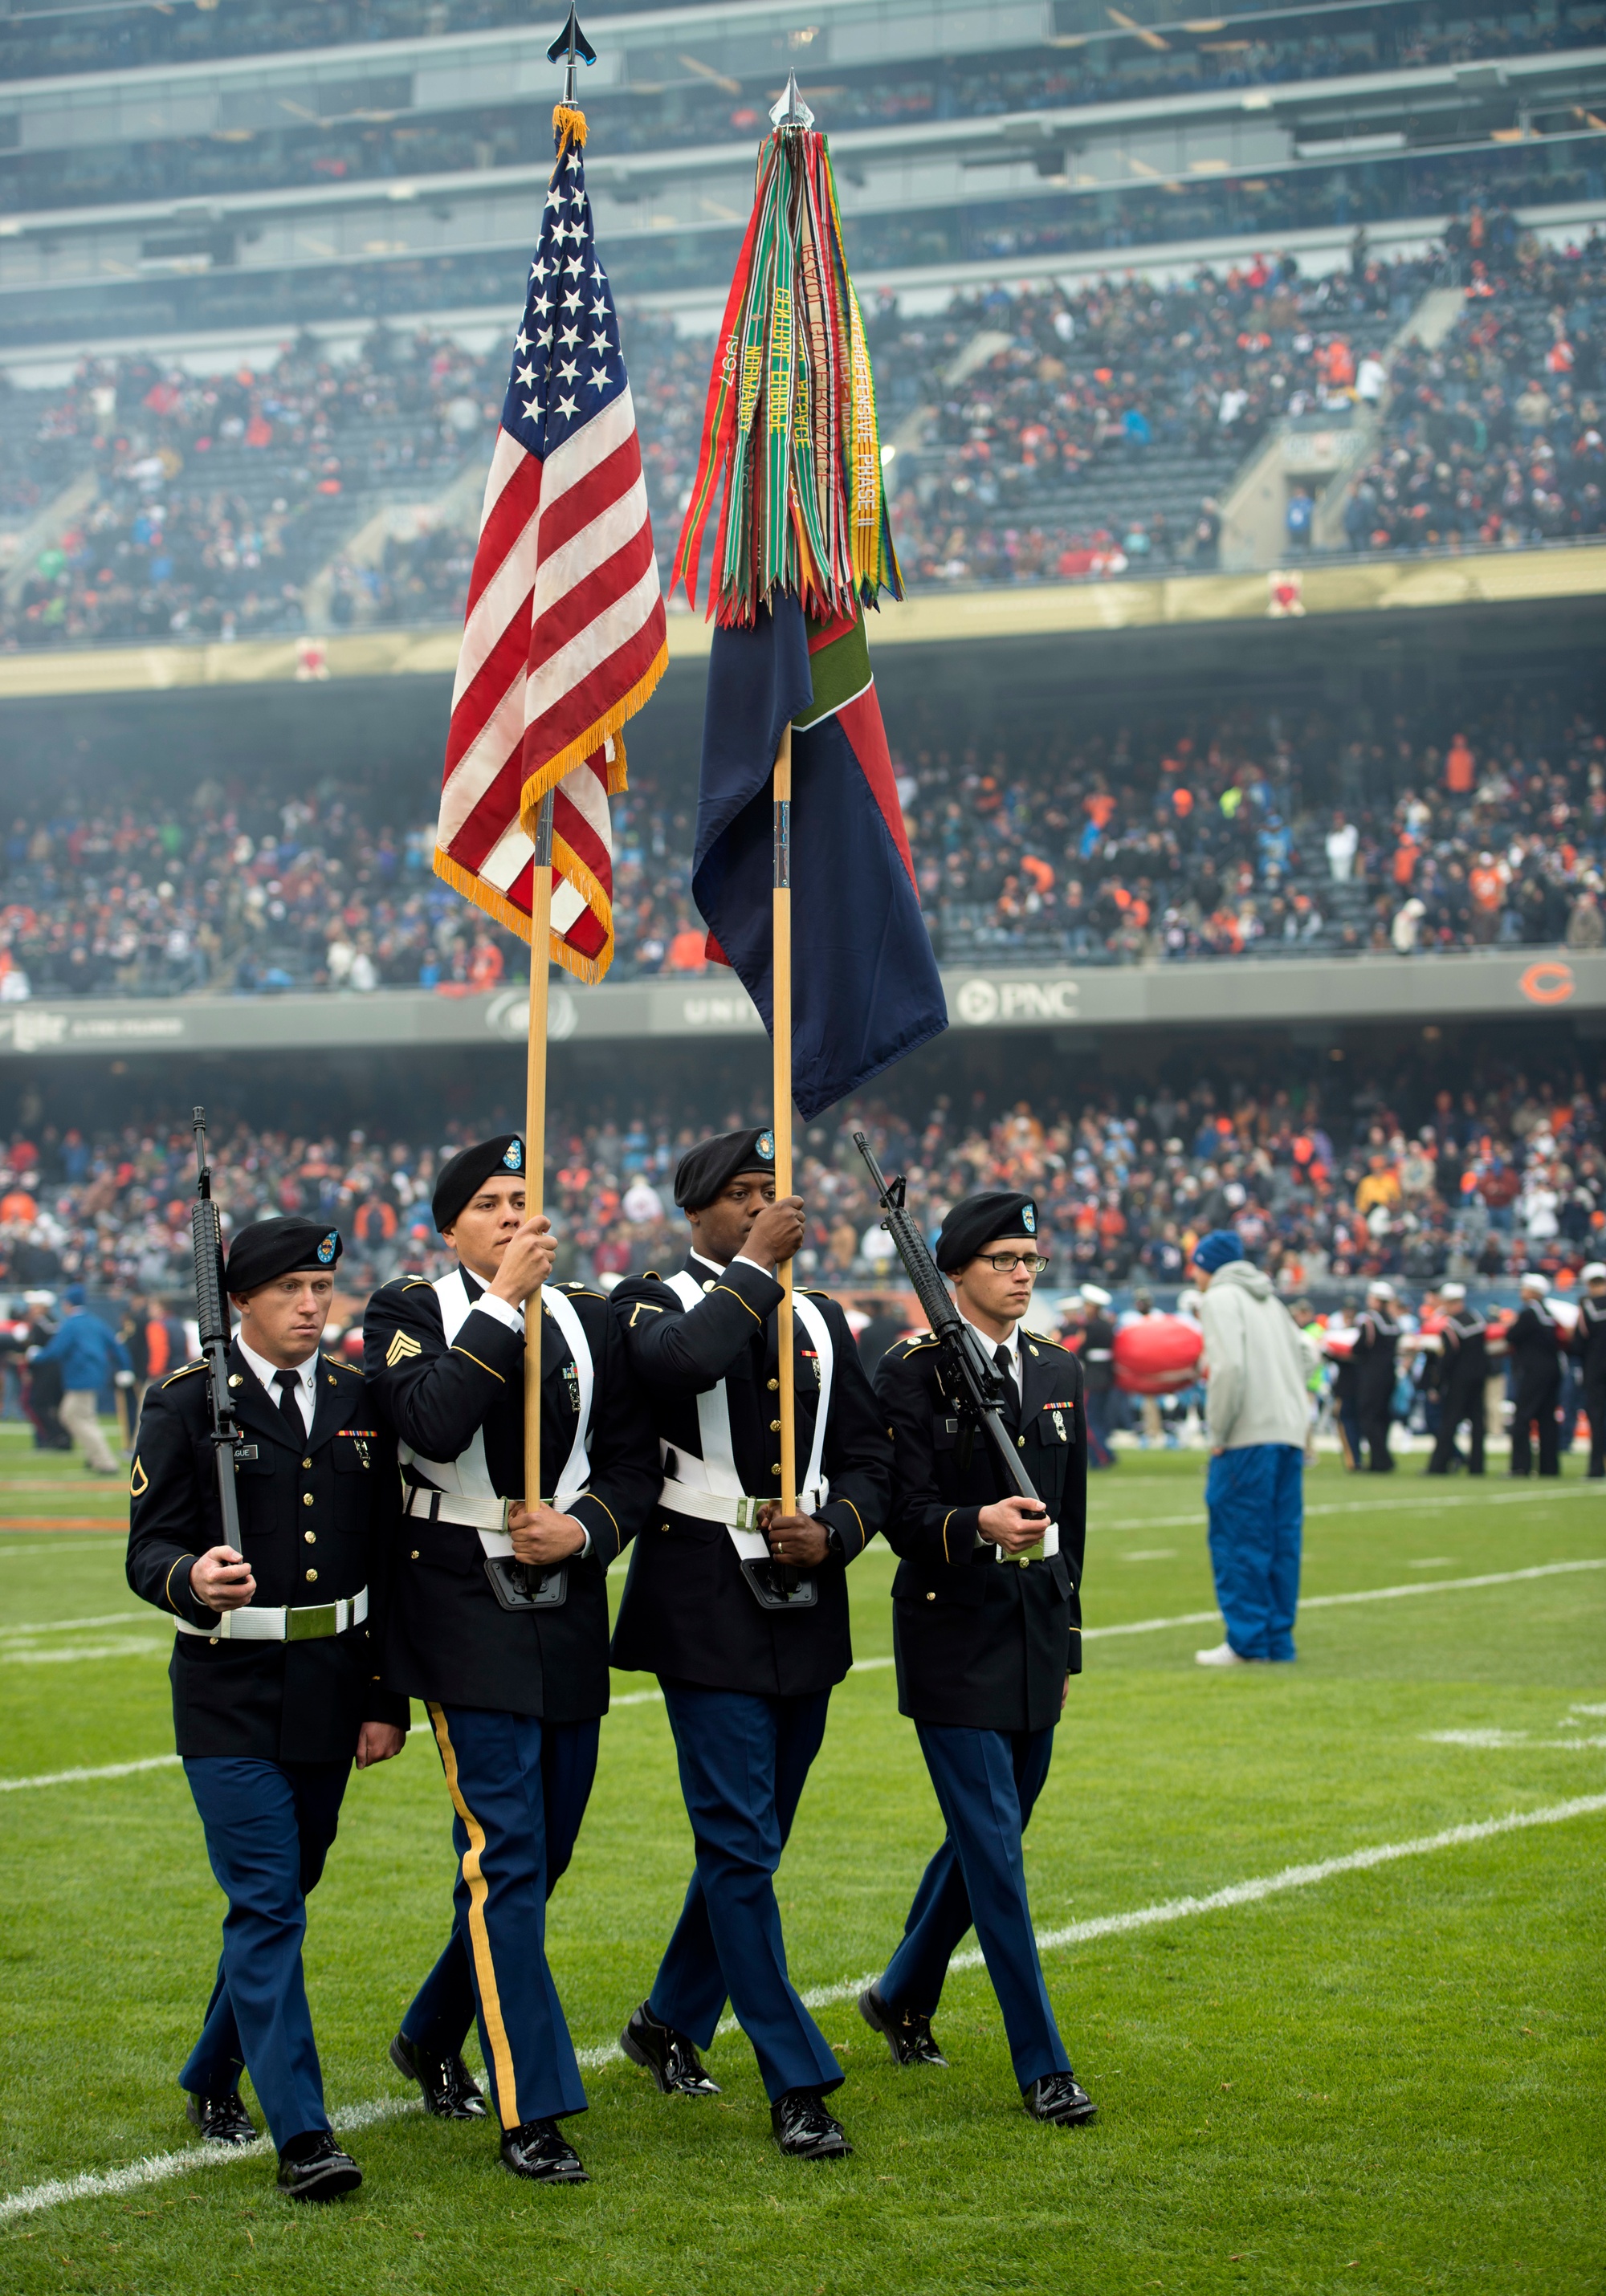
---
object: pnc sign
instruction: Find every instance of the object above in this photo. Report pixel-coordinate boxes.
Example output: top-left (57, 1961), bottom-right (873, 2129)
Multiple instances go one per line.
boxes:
top-left (955, 976), bottom-right (1082, 1027)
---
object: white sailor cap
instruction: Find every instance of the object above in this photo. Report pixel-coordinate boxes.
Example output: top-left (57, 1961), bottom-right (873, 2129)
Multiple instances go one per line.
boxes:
top-left (1079, 1284), bottom-right (1112, 1309)
top-left (1582, 1261), bottom-right (1606, 1283)
top-left (1368, 1279), bottom-right (1396, 1301)
top-left (1439, 1282), bottom-right (1466, 1302)
top-left (1518, 1271), bottom-right (1549, 1294)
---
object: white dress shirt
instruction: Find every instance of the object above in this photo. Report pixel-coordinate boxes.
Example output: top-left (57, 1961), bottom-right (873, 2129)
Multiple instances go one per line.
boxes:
top-left (958, 1309), bottom-right (1023, 1400)
top-left (237, 1337), bottom-right (318, 1434)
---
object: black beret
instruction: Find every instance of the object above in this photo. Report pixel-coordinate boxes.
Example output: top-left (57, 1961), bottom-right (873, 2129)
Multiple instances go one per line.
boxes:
top-left (673, 1126), bottom-right (777, 1211)
top-left (935, 1190), bottom-right (1041, 1274)
top-left (433, 1135), bottom-right (526, 1232)
top-left (226, 1216), bottom-right (342, 1294)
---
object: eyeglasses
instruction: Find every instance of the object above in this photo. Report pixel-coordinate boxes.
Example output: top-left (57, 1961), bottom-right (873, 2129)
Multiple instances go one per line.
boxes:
top-left (982, 1254), bottom-right (1050, 1275)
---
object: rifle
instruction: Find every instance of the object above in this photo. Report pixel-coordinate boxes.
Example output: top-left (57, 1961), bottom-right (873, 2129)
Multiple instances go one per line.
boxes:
top-left (854, 1133), bottom-right (1046, 1517)
top-left (191, 1108), bottom-right (255, 1548)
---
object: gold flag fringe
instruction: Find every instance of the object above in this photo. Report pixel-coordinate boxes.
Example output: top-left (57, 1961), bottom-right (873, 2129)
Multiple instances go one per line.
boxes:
top-left (516, 636), bottom-right (666, 836)
top-left (552, 102), bottom-right (589, 153)
top-left (431, 845), bottom-right (615, 986)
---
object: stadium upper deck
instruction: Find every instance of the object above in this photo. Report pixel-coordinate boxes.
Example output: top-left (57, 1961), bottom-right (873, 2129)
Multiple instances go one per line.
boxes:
top-left (1, 0), bottom-right (1601, 339)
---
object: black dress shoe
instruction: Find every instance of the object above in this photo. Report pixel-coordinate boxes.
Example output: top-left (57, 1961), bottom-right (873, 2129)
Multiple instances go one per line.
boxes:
top-left (500, 2119), bottom-right (589, 2184)
top-left (771, 2088), bottom-right (851, 2160)
top-left (1022, 2071), bottom-right (1097, 2127)
top-left (276, 2131), bottom-right (363, 2200)
top-left (858, 1982), bottom-right (949, 2069)
top-left (389, 2029), bottom-right (489, 2119)
top-left (185, 2090), bottom-right (258, 2147)
top-left (619, 2000), bottom-right (722, 2096)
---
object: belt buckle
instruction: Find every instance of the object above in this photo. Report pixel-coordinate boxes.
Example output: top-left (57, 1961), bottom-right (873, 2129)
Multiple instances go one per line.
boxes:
top-left (287, 1602), bottom-right (335, 1642)
top-left (734, 1495), bottom-right (756, 1530)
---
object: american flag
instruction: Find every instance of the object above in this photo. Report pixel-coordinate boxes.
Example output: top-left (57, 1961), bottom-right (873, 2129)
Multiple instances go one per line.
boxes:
top-left (434, 119), bottom-right (666, 982)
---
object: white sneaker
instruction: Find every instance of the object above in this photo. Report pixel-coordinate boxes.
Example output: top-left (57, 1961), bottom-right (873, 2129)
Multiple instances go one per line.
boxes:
top-left (1195, 1642), bottom-right (1250, 1668)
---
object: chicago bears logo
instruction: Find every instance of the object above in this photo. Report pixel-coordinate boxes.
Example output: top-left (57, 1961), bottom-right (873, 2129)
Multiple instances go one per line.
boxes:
top-left (1022, 1203), bottom-right (1037, 1234)
top-left (756, 1131), bottom-right (775, 1162)
top-left (503, 1139), bottom-right (524, 1171)
top-left (316, 1231), bottom-right (338, 1264)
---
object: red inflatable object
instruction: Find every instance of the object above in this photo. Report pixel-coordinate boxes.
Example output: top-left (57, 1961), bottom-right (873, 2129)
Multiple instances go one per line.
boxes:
top-left (1113, 1315), bottom-right (1203, 1394)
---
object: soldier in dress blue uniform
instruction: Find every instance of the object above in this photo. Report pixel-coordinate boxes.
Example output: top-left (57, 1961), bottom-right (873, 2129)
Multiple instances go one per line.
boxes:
top-left (609, 1128), bottom-right (891, 2161)
top-left (126, 1216), bottom-right (409, 2201)
top-left (859, 1190), bottom-right (1096, 2130)
top-left (363, 1135), bottom-right (658, 2186)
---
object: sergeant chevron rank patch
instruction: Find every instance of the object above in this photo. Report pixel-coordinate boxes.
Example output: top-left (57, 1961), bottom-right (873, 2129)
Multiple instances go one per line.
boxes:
top-left (385, 1331), bottom-right (423, 1368)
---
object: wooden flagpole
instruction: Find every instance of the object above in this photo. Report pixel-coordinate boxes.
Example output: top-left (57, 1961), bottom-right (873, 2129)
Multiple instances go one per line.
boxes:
top-left (524, 788), bottom-right (555, 1508)
top-left (772, 727), bottom-right (797, 1516)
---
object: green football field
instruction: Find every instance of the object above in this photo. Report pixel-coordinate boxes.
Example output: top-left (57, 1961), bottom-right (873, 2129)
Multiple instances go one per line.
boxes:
top-left (1, 1421), bottom-right (1602, 2294)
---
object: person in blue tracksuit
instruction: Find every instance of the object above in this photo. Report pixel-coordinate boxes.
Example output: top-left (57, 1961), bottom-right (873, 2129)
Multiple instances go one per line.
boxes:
top-left (1191, 1229), bottom-right (1312, 1668)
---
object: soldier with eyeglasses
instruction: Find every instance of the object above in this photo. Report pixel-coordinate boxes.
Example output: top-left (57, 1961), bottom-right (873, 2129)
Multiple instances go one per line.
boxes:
top-left (858, 1190), bottom-right (1094, 2131)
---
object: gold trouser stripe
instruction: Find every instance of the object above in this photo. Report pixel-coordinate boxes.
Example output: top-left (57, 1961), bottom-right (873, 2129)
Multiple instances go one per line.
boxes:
top-left (428, 1703), bottom-right (520, 2129)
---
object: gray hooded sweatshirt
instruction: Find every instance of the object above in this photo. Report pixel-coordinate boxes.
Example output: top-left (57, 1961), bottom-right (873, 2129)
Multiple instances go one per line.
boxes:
top-left (1198, 1258), bottom-right (1312, 1451)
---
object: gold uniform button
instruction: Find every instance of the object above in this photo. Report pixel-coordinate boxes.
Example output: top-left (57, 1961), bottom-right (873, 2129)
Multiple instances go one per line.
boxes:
top-left (302, 1456), bottom-right (312, 1469)
top-left (305, 1569), bottom-right (318, 1584)
top-left (769, 1418), bottom-right (781, 1432)
top-left (771, 1465), bottom-right (781, 1477)
top-left (304, 1530), bottom-right (316, 1545)
top-left (410, 1549), bottom-right (420, 1561)
top-left (1017, 1436), bottom-right (1026, 1448)
top-left (303, 1492), bottom-right (314, 1507)
top-left (1018, 1556), bottom-right (1030, 1569)
top-left (925, 1591), bottom-right (936, 1602)
top-left (701, 1279), bottom-right (715, 1293)
top-left (767, 1378), bottom-right (779, 1392)
top-left (660, 1522), bottom-right (671, 1533)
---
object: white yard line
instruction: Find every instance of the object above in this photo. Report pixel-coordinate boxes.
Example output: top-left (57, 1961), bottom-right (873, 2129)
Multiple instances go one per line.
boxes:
top-left (0, 1753), bottom-right (181, 1793)
top-left (0, 1613), bottom-right (153, 1639)
top-left (6, 1791), bottom-right (1600, 2218)
top-left (1083, 1557), bottom-right (1604, 1642)
top-left (1098, 1484), bottom-right (1603, 1536)
top-left (1425, 1729), bottom-right (1606, 1750)
top-left (2, 1638), bottom-right (167, 1666)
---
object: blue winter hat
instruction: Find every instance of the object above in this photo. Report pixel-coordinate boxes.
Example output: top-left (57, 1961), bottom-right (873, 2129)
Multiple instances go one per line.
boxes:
top-left (1192, 1228), bottom-right (1245, 1275)
top-left (63, 1282), bottom-right (87, 1306)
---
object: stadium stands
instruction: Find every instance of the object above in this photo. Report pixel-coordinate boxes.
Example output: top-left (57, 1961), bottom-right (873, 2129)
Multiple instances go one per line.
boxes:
top-left (1338, 232), bottom-right (1606, 550)
top-left (0, 683), bottom-right (1599, 999)
top-left (2, 1062), bottom-right (1598, 1304)
top-left (10, 230), bottom-right (1606, 649)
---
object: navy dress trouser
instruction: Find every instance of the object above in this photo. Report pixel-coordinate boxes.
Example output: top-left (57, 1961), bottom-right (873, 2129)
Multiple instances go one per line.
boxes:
top-left (402, 1713), bottom-right (598, 2073)
top-left (650, 1683), bottom-right (842, 2103)
top-left (880, 1722), bottom-right (1072, 2093)
top-left (181, 1756), bottom-right (350, 2151)
top-left (418, 1705), bottom-right (593, 2130)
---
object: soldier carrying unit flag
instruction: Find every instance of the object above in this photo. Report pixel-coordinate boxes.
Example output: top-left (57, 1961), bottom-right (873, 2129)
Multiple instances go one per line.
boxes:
top-left (672, 71), bottom-right (947, 1522)
top-left (434, 4), bottom-right (665, 1511)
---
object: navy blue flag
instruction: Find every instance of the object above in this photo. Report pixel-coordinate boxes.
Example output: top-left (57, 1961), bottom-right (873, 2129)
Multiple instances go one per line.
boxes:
top-left (692, 596), bottom-right (948, 1122)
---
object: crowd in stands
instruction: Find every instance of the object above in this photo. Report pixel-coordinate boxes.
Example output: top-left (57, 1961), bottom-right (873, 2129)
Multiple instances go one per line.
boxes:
top-left (0, 682), bottom-right (1600, 999)
top-left (888, 248), bottom-right (1425, 584)
top-left (2, 1065), bottom-right (1599, 1318)
top-left (7, 220), bottom-right (1604, 650)
top-left (1339, 228), bottom-right (1606, 553)
top-left (1, 329), bottom-right (501, 647)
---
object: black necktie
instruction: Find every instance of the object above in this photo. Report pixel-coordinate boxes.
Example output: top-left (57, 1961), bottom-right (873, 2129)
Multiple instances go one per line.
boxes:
top-left (994, 1343), bottom-right (1020, 1433)
top-left (274, 1366), bottom-right (304, 1439)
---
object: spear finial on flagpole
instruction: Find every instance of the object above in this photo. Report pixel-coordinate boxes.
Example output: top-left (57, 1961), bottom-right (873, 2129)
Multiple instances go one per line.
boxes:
top-left (547, 2), bottom-right (596, 108)
top-left (768, 70), bottom-right (814, 130)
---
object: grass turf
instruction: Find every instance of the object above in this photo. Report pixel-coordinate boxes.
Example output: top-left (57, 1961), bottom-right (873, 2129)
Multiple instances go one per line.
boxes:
top-left (0, 1421), bottom-right (1602, 2294)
